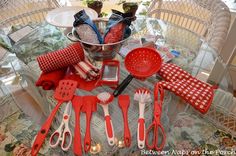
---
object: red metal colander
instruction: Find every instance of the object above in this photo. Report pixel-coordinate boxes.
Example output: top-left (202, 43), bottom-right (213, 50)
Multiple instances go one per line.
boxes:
top-left (113, 47), bottom-right (162, 97)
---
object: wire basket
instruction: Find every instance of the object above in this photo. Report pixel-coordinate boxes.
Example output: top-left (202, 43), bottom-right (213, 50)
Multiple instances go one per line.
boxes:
top-left (67, 18), bottom-right (131, 61)
top-left (190, 88), bottom-right (236, 136)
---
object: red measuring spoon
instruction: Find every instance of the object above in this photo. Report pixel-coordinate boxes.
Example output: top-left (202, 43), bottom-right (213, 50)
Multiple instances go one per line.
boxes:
top-left (31, 80), bottom-right (77, 156)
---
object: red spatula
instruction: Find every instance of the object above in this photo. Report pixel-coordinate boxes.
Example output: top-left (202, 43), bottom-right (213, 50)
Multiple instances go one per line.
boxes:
top-left (118, 95), bottom-right (131, 147)
top-left (81, 96), bottom-right (97, 152)
top-left (31, 80), bottom-right (77, 156)
top-left (72, 96), bottom-right (83, 156)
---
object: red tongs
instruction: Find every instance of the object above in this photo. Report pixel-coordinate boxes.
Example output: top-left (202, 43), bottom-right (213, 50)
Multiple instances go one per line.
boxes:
top-left (31, 80), bottom-right (77, 156)
top-left (145, 83), bottom-right (166, 151)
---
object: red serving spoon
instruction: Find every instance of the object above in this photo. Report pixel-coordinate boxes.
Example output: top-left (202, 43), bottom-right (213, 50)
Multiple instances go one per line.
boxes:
top-left (31, 80), bottom-right (77, 156)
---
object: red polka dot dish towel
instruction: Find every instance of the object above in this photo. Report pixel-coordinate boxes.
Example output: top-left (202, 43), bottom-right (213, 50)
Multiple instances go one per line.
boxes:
top-left (158, 63), bottom-right (216, 114)
top-left (37, 43), bottom-right (84, 73)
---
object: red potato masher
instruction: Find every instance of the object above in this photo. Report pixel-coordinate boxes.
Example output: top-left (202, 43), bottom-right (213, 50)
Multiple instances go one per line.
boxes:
top-left (113, 47), bottom-right (162, 97)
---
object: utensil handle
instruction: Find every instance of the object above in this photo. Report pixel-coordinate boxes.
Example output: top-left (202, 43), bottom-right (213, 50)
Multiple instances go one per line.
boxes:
top-left (61, 130), bottom-right (72, 151)
top-left (145, 123), bottom-right (155, 149)
top-left (156, 124), bottom-right (166, 151)
top-left (31, 101), bottom-right (63, 156)
top-left (137, 118), bottom-right (145, 149)
top-left (122, 108), bottom-right (131, 147)
top-left (72, 97), bottom-right (83, 156)
top-left (104, 115), bottom-right (115, 146)
top-left (84, 110), bottom-right (92, 152)
top-left (49, 131), bottom-right (60, 148)
top-left (113, 74), bottom-right (133, 97)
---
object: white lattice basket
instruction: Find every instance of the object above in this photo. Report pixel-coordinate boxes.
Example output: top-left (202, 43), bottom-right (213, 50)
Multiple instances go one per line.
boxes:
top-left (0, 0), bottom-right (60, 28)
top-left (190, 89), bottom-right (236, 136)
top-left (147, 0), bottom-right (231, 54)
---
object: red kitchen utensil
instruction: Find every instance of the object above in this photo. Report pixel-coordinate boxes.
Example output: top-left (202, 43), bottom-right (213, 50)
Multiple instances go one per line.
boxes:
top-left (145, 83), bottom-right (166, 151)
top-left (134, 88), bottom-right (151, 149)
top-left (99, 60), bottom-right (120, 87)
top-left (72, 96), bottom-right (83, 156)
top-left (31, 80), bottom-right (77, 156)
top-left (113, 47), bottom-right (162, 97)
top-left (81, 96), bottom-right (97, 152)
top-left (97, 92), bottom-right (115, 146)
top-left (49, 103), bottom-right (72, 151)
top-left (118, 95), bottom-right (131, 147)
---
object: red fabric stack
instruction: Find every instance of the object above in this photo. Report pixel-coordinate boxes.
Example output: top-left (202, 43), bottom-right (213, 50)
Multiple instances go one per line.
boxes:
top-left (37, 43), bottom-right (84, 73)
top-left (35, 68), bottom-right (67, 90)
top-left (158, 63), bottom-right (216, 114)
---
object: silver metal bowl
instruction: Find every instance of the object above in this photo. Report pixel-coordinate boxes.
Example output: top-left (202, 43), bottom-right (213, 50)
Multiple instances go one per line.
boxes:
top-left (67, 18), bottom-right (131, 60)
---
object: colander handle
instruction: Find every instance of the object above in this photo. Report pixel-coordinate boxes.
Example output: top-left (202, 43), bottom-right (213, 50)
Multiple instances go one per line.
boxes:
top-left (113, 74), bottom-right (133, 97)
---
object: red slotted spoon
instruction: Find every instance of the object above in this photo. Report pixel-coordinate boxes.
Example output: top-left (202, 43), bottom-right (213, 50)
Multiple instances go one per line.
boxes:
top-left (31, 80), bottom-right (77, 156)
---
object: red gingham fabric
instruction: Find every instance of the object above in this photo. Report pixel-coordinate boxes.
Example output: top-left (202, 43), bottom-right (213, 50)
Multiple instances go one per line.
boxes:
top-left (158, 63), bottom-right (215, 114)
top-left (37, 43), bottom-right (84, 73)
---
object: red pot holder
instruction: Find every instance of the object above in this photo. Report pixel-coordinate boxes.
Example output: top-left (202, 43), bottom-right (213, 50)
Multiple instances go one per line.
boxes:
top-left (37, 43), bottom-right (84, 73)
top-left (158, 63), bottom-right (216, 114)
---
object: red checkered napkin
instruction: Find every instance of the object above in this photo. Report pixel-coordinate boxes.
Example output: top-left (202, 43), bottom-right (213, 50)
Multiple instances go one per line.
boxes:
top-left (37, 43), bottom-right (84, 73)
top-left (158, 63), bottom-right (215, 114)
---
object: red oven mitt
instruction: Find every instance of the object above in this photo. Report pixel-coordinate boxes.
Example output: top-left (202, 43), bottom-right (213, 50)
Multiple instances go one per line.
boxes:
top-left (37, 43), bottom-right (84, 73)
top-left (158, 63), bottom-right (216, 114)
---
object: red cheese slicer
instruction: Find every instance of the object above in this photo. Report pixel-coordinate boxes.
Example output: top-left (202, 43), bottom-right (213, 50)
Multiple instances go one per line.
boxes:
top-left (31, 80), bottom-right (77, 156)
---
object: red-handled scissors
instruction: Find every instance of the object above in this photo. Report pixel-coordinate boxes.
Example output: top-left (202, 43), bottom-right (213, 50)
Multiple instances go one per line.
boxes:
top-left (49, 102), bottom-right (72, 151)
top-left (145, 83), bottom-right (166, 151)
